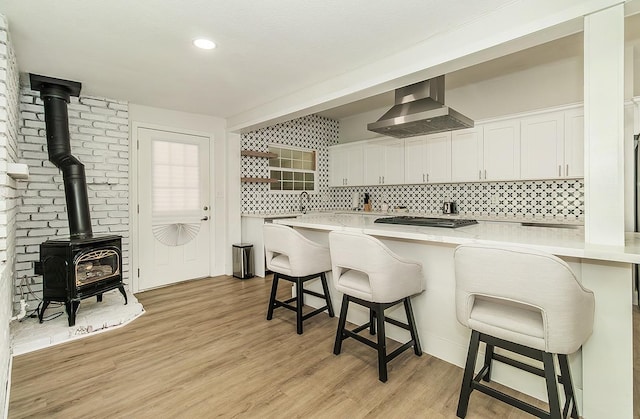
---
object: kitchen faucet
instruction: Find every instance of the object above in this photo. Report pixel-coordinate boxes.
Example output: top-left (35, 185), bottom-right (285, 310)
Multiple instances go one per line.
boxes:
top-left (299, 191), bottom-right (309, 214)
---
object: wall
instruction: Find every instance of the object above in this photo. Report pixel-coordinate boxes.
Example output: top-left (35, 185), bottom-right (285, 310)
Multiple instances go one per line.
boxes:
top-left (241, 115), bottom-right (338, 213)
top-left (0, 13), bottom-right (19, 416)
top-left (16, 90), bottom-right (130, 305)
top-left (241, 113), bottom-right (584, 221)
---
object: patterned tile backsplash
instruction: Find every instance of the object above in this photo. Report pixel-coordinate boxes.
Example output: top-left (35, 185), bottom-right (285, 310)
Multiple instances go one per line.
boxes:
top-left (330, 179), bottom-right (584, 220)
top-left (241, 115), bottom-right (584, 221)
top-left (241, 114), bottom-right (339, 213)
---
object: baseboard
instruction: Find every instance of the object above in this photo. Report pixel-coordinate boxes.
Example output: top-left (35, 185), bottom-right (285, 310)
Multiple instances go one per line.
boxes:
top-left (3, 354), bottom-right (12, 419)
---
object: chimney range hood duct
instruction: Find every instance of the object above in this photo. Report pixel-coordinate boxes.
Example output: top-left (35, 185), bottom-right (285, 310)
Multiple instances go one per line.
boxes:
top-left (29, 73), bottom-right (93, 239)
top-left (367, 75), bottom-right (473, 138)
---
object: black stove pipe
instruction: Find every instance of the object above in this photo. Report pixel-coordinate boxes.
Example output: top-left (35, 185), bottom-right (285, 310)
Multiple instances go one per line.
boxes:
top-left (29, 74), bottom-right (92, 239)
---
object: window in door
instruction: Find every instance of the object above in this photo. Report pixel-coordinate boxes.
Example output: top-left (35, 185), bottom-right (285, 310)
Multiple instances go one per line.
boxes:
top-left (152, 140), bottom-right (200, 214)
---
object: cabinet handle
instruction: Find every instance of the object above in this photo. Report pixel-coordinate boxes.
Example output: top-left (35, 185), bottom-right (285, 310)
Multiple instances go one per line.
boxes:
top-left (484, 170), bottom-right (487, 180)
top-left (566, 164), bottom-right (569, 176)
top-left (422, 174), bottom-right (425, 182)
top-left (558, 165), bottom-right (561, 177)
top-left (479, 170), bottom-right (481, 180)
top-left (427, 173), bottom-right (429, 182)
top-left (382, 176), bottom-right (385, 184)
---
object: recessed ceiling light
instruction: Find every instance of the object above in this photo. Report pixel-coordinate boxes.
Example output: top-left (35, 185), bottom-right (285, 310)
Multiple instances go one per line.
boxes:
top-left (193, 38), bottom-right (216, 50)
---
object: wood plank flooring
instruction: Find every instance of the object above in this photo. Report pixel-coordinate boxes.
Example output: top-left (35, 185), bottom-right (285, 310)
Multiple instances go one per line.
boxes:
top-left (8, 275), bottom-right (630, 418)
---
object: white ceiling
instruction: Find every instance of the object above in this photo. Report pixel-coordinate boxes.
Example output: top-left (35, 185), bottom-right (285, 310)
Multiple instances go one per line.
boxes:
top-left (0, 0), bottom-right (518, 120)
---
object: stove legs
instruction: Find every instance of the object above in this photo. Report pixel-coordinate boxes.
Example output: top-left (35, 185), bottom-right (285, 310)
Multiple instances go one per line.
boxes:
top-left (39, 286), bottom-right (128, 327)
top-left (65, 300), bottom-right (80, 327)
top-left (96, 287), bottom-right (127, 304)
top-left (118, 286), bottom-right (128, 305)
top-left (38, 300), bottom-right (51, 323)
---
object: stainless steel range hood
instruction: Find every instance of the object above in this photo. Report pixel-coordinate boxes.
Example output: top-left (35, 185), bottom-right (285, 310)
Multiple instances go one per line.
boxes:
top-left (367, 76), bottom-right (473, 138)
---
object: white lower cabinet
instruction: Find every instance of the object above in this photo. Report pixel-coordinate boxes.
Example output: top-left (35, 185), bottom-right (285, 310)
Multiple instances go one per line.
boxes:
top-left (241, 216), bottom-right (268, 278)
top-left (241, 215), bottom-right (302, 278)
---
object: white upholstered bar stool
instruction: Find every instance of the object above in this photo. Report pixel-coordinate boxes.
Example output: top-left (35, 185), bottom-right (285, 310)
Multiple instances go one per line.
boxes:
top-left (263, 224), bottom-right (334, 335)
top-left (454, 243), bottom-right (595, 419)
top-left (328, 230), bottom-right (424, 382)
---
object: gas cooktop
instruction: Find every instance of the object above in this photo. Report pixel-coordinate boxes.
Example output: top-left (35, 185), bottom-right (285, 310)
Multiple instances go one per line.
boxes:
top-left (374, 216), bottom-right (478, 228)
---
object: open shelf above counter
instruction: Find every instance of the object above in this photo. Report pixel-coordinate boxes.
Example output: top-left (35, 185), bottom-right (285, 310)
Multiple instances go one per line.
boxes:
top-left (241, 177), bottom-right (277, 183)
top-left (241, 150), bottom-right (278, 158)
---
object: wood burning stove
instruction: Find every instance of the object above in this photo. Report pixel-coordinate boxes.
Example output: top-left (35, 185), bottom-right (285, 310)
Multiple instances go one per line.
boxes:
top-left (35, 236), bottom-right (127, 326)
top-left (29, 73), bottom-right (128, 326)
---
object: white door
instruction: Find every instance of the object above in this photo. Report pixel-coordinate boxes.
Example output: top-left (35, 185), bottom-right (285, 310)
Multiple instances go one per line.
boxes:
top-left (138, 127), bottom-right (211, 290)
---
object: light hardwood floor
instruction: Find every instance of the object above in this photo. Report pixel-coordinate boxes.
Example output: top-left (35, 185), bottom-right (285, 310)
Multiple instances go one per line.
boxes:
top-left (8, 275), bottom-right (634, 418)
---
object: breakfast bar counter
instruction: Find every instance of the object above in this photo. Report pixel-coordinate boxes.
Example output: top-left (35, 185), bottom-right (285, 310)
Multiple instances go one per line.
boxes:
top-left (274, 213), bottom-right (638, 418)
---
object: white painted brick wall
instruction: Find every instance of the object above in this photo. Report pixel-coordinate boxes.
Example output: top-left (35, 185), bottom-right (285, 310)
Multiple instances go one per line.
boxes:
top-left (15, 90), bottom-right (130, 306)
top-left (0, 13), bottom-right (19, 416)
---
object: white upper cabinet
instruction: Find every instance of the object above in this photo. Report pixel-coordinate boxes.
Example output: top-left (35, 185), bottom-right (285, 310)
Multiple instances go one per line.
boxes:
top-left (404, 136), bottom-right (428, 184)
top-left (363, 138), bottom-right (405, 185)
top-left (405, 133), bottom-right (451, 184)
top-left (424, 132), bottom-right (452, 183)
top-left (482, 119), bottom-right (521, 181)
top-left (563, 107), bottom-right (584, 178)
top-left (329, 105), bottom-right (584, 188)
top-left (451, 127), bottom-right (483, 182)
top-left (328, 142), bottom-right (363, 186)
top-left (520, 110), bottom-right (565, 180)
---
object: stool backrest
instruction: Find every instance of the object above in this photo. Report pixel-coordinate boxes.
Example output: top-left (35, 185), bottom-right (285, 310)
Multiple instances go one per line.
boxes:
top-left (454, 243), bottom-right (595, 354)
top-left (329, 230), bottom-right (423, 303)
top-left (263, 224), bottom-right (330, 277)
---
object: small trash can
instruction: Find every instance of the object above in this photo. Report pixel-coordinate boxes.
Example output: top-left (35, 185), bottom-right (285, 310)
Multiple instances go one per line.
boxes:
top-left (232, 243), bottom-right (254, 279)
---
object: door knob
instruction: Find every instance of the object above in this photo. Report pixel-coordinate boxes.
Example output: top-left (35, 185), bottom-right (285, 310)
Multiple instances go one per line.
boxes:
top-left (201, 216), bottom-right (209, 221)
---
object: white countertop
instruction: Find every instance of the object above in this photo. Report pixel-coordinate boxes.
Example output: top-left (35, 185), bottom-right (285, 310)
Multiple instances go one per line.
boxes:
top-left (273, 213), bottom-right (640, 264)
top-left (241, 212), bottom-right (303, 219)
top-left (243, 210), bottom-right (584, 225)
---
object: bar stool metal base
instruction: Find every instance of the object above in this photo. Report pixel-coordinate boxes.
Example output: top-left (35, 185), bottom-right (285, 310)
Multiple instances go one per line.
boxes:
top-left (457, 330), bottom-right (578, 419)
top-left (333, 294), bottom-right (422, 382)
top-left (266, 272), bottom-right (334, 334)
